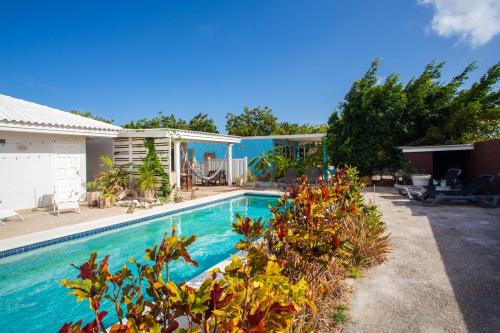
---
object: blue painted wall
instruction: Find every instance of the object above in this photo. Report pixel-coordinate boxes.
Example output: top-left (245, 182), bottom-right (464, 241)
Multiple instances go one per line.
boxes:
top-left (189, 138), bottom-right (329, 177)
top-left (188, 139), bottom-right (275, 173)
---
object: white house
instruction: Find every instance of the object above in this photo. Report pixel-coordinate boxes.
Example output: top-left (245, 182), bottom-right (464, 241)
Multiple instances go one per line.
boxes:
top-left (0, 94), bottom-right (120, 210)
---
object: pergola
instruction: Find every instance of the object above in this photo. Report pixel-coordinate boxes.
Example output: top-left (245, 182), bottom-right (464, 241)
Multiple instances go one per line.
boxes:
top-left (115, 129), bottom-right (241, 187)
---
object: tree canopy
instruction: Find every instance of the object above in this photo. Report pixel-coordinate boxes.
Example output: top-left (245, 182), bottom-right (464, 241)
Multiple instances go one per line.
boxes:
top-left (226, 106), bottom-right (326, 136)
top-left (123, 112), bottom-right (219, 133)
top-left (326, 59), bottom-right (500, 175)
top-left (188, 113), bottom-right (219, 133)
top-left (70, 110), bottom-right (113, 124)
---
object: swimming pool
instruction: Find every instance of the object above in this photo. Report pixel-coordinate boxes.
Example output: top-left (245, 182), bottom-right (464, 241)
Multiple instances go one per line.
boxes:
top-left (0, 194), bottom-right (277, 332)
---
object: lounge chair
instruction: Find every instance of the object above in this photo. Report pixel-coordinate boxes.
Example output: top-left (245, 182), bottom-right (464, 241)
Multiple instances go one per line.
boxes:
top-left (0, 209), bottom-right (24, 225)
top-left (305, 167), bottom-right (321, 185)
top-left (206, 170), bottom-right (227, 186)
top-left (381, 168), bottom-right (395, 183)
top-left (371, 169), bottom-right (382, 182)
top-left (422, 174), bottom-right (495, 206)
top-left (53, 187), bottom-right (81, 215)
top-left (439, 168), bottom-right (462, 187)
top-left (278, 168), bottom-right (298, 187)
top-left (396, 168), bottom-right (463, 199)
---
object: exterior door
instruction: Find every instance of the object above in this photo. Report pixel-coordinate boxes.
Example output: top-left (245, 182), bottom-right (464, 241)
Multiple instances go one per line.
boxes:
top-left (54, 143), bottom-right (81, 198)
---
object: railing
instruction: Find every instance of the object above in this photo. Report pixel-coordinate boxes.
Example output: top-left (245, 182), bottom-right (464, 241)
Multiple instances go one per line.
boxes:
top-left (191, 157), bottom-right (247, 184)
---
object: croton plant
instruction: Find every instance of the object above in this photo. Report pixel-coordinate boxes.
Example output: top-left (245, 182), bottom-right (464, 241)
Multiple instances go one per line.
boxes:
top-left (59, 166), bottom-right (389, 333)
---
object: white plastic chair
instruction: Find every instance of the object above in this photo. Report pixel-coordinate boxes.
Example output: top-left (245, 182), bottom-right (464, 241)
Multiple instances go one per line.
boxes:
top-left (53, 186), bottom-right (81, 216)
top-left (0, 209), bottom-right (24, 225)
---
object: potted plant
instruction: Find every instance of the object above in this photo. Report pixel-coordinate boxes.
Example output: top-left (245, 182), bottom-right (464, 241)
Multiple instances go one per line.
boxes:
top-left (85, 181), bottom-right (100, 207)
top-left (400, 161), bottom-right (431, 186)
top-left (246, 170), bottom-right (256, 187)
top-left (139, 168), bottom-right (156, 201)
top-left (173, 186), bottom-right (183, 203)
top-left (98, 186), bottom-right (116, 208)
top-left (438, 179), bottom-right (449, 189)
top-left (97, 155), bottom-right (130, 200)
top-left (235, 176), bottom-right (245, 187)
top-left (411, 174), bottom-right (432, 186)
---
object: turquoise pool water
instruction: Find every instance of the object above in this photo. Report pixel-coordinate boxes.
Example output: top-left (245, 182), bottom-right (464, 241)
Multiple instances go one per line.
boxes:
top-left (0, 194), bottom-right (277, 332)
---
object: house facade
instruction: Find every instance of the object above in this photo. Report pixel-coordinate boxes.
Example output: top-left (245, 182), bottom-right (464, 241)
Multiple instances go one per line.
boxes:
top-left (188, 133), bottom-right (326, 173)
top-left (0, 94), bottom-right (120, 210)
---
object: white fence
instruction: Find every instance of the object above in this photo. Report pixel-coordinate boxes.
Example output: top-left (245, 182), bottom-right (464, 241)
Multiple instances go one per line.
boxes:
top-left (192, 157), bottom-right (247, 184)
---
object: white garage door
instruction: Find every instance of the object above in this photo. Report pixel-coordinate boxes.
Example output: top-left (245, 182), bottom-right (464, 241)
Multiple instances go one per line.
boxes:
top-left (54, 143), bottom-right (81, 199)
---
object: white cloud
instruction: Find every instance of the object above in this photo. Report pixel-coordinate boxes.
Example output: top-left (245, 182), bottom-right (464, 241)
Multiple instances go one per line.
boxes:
top-left (419, 0), bottom-right (500, 47)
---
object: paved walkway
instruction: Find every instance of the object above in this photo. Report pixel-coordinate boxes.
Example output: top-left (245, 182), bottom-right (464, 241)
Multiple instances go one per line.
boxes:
top-left (346, 188), bottom-right (500, 333)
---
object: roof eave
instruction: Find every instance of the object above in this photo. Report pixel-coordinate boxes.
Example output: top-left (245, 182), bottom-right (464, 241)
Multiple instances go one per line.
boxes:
top-left (0, 123), bottom-right (120, 138)
top-left (118, 128), bottom-right (241, 143)
top-left (398, 144), bottom-right (475, 153)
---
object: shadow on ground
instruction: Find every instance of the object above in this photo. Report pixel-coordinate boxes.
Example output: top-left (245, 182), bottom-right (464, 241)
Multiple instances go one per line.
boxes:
top-left (387, 189), bottom-right (500, 331)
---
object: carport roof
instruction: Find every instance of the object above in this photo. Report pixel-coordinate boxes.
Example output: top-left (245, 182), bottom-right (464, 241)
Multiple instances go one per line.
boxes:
top-left (398, 144), bottom-right (474, 153)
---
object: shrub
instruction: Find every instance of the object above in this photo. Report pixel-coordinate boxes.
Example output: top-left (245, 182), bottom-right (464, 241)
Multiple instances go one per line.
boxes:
top-left (59, 228), bottom-right (308, 333)
top-left (59, 165), bottom-right (389, 332)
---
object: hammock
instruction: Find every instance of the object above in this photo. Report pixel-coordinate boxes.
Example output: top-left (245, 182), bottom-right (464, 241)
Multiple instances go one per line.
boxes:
top-left (180, 145), bottom-right (228, 181)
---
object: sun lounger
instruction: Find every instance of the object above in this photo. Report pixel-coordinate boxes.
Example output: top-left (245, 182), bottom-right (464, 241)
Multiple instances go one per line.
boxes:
top-left (0, 209), bottom-right (24, 225)
top-left (423, 174), bottom-right (496, 206)
top-left (396, 168), bottom-right (463, 199)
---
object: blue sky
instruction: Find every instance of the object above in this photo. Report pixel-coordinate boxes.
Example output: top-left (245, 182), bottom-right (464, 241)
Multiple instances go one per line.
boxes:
top-left (0, 1), bottom-right (498, 131)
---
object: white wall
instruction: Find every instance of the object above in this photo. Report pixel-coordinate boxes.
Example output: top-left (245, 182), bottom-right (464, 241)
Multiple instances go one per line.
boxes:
top-left (86, 137), bottom-right (113, 181)
top-left (0, 131), bottom-right (86, 210)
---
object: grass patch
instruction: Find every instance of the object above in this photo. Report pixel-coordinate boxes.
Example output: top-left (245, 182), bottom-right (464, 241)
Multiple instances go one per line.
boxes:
top-left (332, 304), bottom-right (349, 324)
top-left (350, 266), bottom-right (361, 279)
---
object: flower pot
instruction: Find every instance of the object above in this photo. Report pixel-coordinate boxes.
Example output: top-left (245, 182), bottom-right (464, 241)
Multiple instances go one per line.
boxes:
top-left (143, 189), bottom-right (155, 201)
top-left (411, 174), bottom-right (431, 186)
top-left (86, 191), bottom-right (100, 207)
top-left (99, 197), bottom-right (112, 209)
top-left (236, 179), bottom-right (244, 187)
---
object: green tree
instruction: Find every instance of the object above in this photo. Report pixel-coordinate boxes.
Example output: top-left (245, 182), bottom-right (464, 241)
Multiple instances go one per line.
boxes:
top-left (123, 112), bottom-right (189, 129)
top-left (226, 106), bottom-right (278, 136)
top-left (123, 112), bottom-right (220, 133)
top-left (70, 110), bottom-right (113, 124)
top-left (326, 59), bottom-right (500, 175)
top-left (226, 106), bottom-right (327, 136)
top-left (275, 122), bottom-right (327, 135)
top-left (188, 113), bottom-right (219, 133)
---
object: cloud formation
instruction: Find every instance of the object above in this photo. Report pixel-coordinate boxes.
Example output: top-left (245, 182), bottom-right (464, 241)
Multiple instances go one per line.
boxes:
top-left (419, 0), bottom-right (500, 47)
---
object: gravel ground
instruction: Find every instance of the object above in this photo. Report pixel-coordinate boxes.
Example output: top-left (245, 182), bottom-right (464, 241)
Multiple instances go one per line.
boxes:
top-left (344, 188), bottom-right (500, 333)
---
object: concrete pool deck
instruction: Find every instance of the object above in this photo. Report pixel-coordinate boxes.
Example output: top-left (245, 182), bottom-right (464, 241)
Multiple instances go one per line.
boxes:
top-left (0, 188), bottom-right (279, 254)
top-left (0, 186), bottom-right (242, 241)
top-left (346, 187), bottom-right (500, 332)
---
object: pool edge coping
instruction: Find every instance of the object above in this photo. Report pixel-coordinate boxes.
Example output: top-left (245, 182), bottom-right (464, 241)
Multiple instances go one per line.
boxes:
top-left (0, 189), bottom-right (282, 258)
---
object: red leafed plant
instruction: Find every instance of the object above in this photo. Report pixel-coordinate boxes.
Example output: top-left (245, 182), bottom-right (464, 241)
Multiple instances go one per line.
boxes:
top-left (59, 166), bottom-right (389, 332)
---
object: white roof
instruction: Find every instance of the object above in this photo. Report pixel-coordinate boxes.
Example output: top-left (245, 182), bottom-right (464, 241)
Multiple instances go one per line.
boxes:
top-left (118, 128), bottom-right (241, 143)
top-left (243, 133), bottom-right (325, 142)
top-left (0, 94), bottom-right (121, 137)
top-left (399, 144), bottom-right (474, 153)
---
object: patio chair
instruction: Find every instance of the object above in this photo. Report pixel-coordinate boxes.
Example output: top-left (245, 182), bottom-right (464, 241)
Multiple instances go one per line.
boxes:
top-left (278, 168), bottom-right (298, 186)
top-left (396, 168), bottom-right (463, 199)
top-left (305, 167), bottom-right (321, 185)
top-left (219, 170), bottom-right (228, 186)
top-left (381, 168), bottom-right (394, 183)
top-left (420, 174), bottom-right (495, 206)
top-left (0, 208), bottom-right (24, 225)
top-left (53, 186), bottom-right (82, 215)
top-left (439, 168), bottom-right (462, 187)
